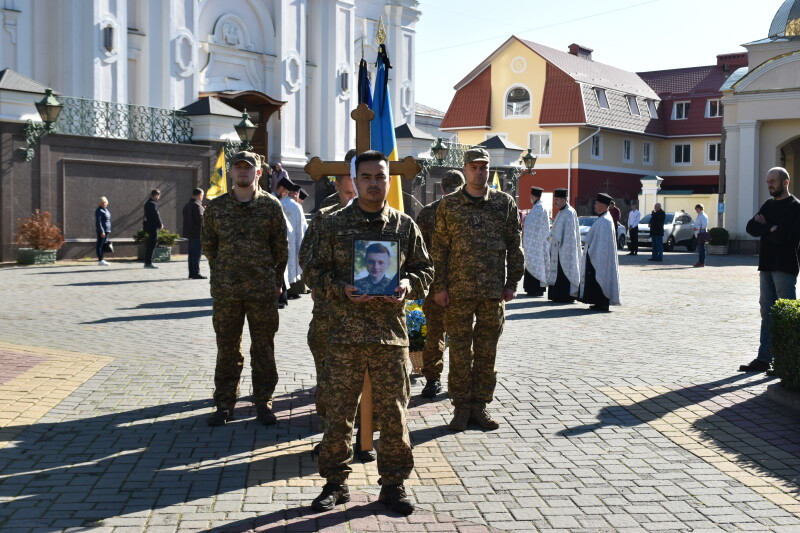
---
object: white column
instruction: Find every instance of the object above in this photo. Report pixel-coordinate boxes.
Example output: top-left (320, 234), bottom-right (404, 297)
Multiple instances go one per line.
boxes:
top-left (735, 120), bottom-right (761, 238)
top-left (383, 2), bottom-right (419, 127)
top-left (167, 0), bottom-right (199, 110)
top-left (273, 0), bottom-right (308, 166)
top-left (639, 176), bottom-right (663, 214)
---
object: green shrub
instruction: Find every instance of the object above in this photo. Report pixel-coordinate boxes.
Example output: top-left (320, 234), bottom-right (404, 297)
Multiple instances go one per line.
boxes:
top-left (132, 228), bottom-right (180, 246)
top-left (771, 299), bottom-right (800, 392)
top-left (708, 227), bottom-right (729, 245)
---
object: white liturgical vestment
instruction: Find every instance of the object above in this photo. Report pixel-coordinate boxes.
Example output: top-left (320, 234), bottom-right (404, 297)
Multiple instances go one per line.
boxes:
top-left (523, 201), bottom-right (550, 287)
top-left (547, 204), bottom-right (582, 297)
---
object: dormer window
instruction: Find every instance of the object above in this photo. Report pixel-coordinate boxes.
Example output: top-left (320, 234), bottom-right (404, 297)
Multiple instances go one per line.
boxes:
top-left (647, 100), bottom-right (658, 119)
top-left (626, 95), bottom-right (640, 116)
top-left (594, 88), bottom-right (609, 109)
top-left (706, 99), bottom-right (723, 118)
top-left (672, 101), bottom-right (690, 120)
top-left (505, 87), bottom-right (530, 117)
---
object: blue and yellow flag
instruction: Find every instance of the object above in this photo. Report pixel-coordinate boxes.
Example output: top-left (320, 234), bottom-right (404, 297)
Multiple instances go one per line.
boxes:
top-left (491, 170), bottom-right (502, 191)
top-left (370, 44), bottom-right (403, 212)
top-left (207, 148), bottom-right (227, 199)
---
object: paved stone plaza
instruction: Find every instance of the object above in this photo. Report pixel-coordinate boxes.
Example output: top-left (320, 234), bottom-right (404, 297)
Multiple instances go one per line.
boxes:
top-left (1, 251), bottom-right (800, 532)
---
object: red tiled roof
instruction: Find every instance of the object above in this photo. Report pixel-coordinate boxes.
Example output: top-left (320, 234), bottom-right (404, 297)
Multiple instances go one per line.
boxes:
top-left (539, 62), bottom-right (585, 124)
top-left (638, 66), bottom-right (726, 97)
top-left (441, 66), bottom-right (491, 130)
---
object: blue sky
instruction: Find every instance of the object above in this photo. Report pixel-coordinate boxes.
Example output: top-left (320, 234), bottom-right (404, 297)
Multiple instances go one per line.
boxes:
top-left (414, 0), bottom-right (782, 112)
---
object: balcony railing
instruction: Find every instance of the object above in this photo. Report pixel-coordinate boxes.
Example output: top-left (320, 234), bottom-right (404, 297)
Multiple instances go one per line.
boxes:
top-left (436, 140), bottom-right (472, 168)
top-left (54, 97), bottom-right (192, 144)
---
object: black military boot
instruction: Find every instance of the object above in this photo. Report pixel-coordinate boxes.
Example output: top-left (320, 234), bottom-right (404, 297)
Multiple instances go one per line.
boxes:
top-left (256, 405), bottom-right (277, 425)
top-left (207, 408), bottom-right (233, 427)
top-left (421, 378), bottom-right (442, 398)
top-left (311, 483), bottom-right (350, 512)
top-left (354, 430), bottom-right (376, 462)
top-left (379, 483), bottom-right (415, 515)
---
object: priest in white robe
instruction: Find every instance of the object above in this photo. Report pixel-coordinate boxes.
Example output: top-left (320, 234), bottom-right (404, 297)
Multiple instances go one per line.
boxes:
top-left (547, 188), bottom-right (582, 303)
top-left (523, 186), bottom-right (550, 297)
top-left (580, 192), bottom-right (621, 311)
top-left (277, 177), bottom-right (308, 291)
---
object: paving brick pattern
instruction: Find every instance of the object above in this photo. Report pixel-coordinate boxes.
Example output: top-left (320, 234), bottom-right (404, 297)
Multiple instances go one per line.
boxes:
top-left (0, 253), bottom-right (799, 532)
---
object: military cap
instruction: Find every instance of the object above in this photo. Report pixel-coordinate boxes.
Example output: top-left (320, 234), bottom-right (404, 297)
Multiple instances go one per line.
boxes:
top-left (554, 188), bottom-right (568, 198)
top-left (441, 170), bottom-right (465, 190)
top-left (230, 151), bottom-right (259, 167)
top-left (299, 188), bottom-right (308, 201)
top-left (463, 147), bottom-right (490, 165)
top-left (530, 186), bottom-right (544, 197)
top-left (278, 177), bottom-right (301, 192)
top-left (595, 192), bottom-right (613, 205)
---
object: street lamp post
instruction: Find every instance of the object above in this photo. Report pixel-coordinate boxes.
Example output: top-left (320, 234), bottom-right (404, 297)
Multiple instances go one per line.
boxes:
top-left (21, 88), bottom-right (63, 162)
top-left (234, 110), bottom-right (257, 152)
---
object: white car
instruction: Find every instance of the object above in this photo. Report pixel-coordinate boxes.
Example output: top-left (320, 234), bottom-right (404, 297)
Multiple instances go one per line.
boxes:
top-left (579, 216), bottom-right (627, 250)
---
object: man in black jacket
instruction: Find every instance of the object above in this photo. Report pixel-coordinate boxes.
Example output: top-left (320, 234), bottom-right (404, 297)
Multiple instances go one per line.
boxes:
top-left (143, 189), bottom-right (164, 268)
top-left (183, 188), bottom-right (206, 279)
top-left (739, 167), bottom-right (800, 373)
top-left (648, 203), bottom-right (665, 262)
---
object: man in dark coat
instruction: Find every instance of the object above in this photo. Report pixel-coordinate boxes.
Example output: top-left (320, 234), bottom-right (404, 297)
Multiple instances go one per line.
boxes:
top-left (183, 188), bottom-right (206, 279)
top-left (143, 189), bottom-right (164, 268)
top-left (648, 202), bottom-right (665, 262)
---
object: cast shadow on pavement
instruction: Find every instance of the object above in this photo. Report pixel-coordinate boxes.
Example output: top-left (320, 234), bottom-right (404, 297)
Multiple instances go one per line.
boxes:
top-left (0, 388), bottom-right (322, 530)
top-left (29, 268), bottom-right (143, 275)
top-left (557, 373), bottom-right (800, 491)
top-left (124, 298), bottom-right (213, 310)
top-left (506, 305), bottom-right (594, 320)
top-left (57, 278), bottom-right (185, 287)
top-left (80, 308), bottom-right (213, 323)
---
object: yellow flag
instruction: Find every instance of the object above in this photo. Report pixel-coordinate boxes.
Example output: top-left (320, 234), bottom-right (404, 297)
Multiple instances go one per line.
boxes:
top-left (207, 148), bottom-right (227, 199)
top-left (491, 170), bottom-right (502, 191)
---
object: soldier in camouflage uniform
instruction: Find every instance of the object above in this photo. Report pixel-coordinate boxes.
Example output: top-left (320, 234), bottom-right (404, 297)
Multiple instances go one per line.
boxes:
top-left (317, 149), bottom-right (358, 211)
top-left (202, 151), bottom-right (289, 427)
top-left (432, 148), bottom-right (524, 432)
top-left (415, 169), bottom-right (465, 398)
top-left (303, 150), bottom-right (433, 516)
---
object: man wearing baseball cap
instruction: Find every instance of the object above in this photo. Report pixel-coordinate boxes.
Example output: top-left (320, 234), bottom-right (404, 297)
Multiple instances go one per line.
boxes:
top-left (432, 147), bottom-right (524, 431)
top-left (203, 151), bottom-right (289, 427)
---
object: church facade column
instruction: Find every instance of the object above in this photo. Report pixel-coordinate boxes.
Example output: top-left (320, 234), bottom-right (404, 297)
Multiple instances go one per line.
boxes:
top-left (383, 2), bottom-right (420, 128)
top-left (273, 0), bottom-right (308, 166)
top-left (734, 120), bottom-right (761, 239)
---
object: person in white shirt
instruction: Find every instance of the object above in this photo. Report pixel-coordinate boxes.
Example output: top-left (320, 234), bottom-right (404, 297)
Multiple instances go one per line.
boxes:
top-left (693, 204), bottom-right (709, 267)
top-left (627, 202), bottom-right (641, 256)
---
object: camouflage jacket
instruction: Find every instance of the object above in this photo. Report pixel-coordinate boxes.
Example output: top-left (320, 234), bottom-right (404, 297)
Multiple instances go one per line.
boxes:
top-left (300, 202), bottom-right (342, 317)
top-left (303, 200), bottom-right (433, 345)
top-left (318, 192), bottom-right (340, 210)
top-left (202, 189), bottom-right (288, 301)
top-left (415, 199), bottom-right (441, 253)
top-left (432, 187), bottom-right (524, 300)
top-left (354, 274), bottom-right (395, 295)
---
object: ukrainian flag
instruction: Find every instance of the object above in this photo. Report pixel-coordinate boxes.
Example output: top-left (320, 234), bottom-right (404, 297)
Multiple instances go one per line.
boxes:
top-left (491, 170), bottom-right (502, 191)
top-left (207, 148), bottom-right (227, 199)
top-left (370, 44), bottom-right (403, 212)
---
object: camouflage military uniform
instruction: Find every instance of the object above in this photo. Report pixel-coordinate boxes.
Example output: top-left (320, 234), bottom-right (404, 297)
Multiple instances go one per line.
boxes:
top-left (303, 200), bottom-right (433, 485)
top-left (415, 200), bottom-right (447, 382)
top-left (432, 187), bottom-right (523, 409)
top-left (354, 274), bottom-right (394, 295)
top-left (318, 192), bottom-right (341, 210)
top-left (299, 203), bottom-right (341, 421)
top-left (203, 189), bottom-right (288, 411)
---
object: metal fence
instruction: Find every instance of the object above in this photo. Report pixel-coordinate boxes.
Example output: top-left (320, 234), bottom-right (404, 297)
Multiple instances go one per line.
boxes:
top-left (55, 97), bottom-right (192, 144)
top-left (437, 140), bottom-right (473, 168)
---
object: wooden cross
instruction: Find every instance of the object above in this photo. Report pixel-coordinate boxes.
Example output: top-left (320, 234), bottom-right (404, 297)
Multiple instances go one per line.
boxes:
top-left (303, 102), bottom-right (420, 453)
top-left (304, 103), bottom-right (421, 181)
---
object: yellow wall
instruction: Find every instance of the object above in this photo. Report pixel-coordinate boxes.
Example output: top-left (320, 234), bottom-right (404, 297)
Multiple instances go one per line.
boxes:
top-left (655, 136), bottom-right (721, 172)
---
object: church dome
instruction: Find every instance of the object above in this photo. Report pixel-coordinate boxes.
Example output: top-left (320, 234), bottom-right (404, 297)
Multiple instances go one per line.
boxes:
top-left (769, 0), bottom-right (800, 39)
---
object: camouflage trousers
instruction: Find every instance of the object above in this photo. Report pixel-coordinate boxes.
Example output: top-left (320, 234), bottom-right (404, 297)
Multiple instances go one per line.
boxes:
top-left (307, 311), bottom-right (329, 421)
top-left (446, 298), bottom-right (504, 408)
top-left (318, 344), bottom-right (412, 485)
top-left (421, 294), bottom-right (446, 381)
top-left (212, 299), bottom-right (279, 410)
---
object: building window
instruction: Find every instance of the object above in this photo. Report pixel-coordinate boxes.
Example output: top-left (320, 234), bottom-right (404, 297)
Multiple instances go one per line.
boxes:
top-left (643, 141), bottom-right (653, 165)
top-left (505, 86), bottom-right (530, 117)
top-left (591, 134), bottom-right (603, 159)
top-left (594, 88), bottom-right (609, 109)
top-left (673, 143), bottom-right (691, 165)
top-left (626, 95), bottom-right (640, 116)
top-left (706, 99), bottom-right (723, 118)
top-left (706, 142), bottom-right (721, 164)
top-left (528, 132), bottom-right (551, 157)
top-left (647, 100), bottom-right (658, 119)
top-left (623, 139), bottom-right (634, 163)
top-left (672, 101), bottom-right (690, 120)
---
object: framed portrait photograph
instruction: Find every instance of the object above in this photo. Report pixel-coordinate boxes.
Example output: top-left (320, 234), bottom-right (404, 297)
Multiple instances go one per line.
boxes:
top-left (352, 239), bottom-right (400, 296)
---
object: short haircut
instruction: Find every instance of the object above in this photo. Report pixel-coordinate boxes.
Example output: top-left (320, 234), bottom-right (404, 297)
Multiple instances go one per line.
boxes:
top-left (151, 189), bottom-right (161, 197)
top-left (99, 196), bottom-right (108, 204)
top-left (769, 167), bottom-right (790, 182)
top-left (192, 188), bottom-right (203, 196)
top-left (695, 203), bottom-right (704, 210)
top-left (365, 242), bottom-right (390, 257)
top-left (355, 150), bottom-right (389, 174)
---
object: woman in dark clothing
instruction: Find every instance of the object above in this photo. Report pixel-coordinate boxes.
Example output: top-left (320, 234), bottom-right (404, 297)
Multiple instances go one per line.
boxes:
top-left (95, 196), bottom-right (111, 265)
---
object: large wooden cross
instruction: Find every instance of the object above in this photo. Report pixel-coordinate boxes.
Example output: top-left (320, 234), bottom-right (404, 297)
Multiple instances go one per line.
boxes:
top-left (303, 102), bottom-right (420, 453)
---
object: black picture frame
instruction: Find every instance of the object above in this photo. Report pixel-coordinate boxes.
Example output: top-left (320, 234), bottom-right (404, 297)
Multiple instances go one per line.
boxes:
top-left (352, 239), bottom-right (400, 296)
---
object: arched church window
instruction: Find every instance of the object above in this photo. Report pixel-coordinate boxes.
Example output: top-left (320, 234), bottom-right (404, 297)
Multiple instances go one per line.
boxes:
top-left (505, 87), bottom-right (530, 117)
